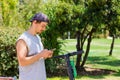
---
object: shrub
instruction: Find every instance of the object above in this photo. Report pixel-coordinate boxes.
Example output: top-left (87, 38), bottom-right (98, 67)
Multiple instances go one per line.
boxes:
top-left (41, 29), bottom-right (64, 75)
top-left (0, 27), bottom-right (23, 77)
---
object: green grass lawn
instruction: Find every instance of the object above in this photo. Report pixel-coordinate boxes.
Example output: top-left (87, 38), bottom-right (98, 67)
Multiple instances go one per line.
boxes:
top-left (48, 38), bottom-right (120, 80)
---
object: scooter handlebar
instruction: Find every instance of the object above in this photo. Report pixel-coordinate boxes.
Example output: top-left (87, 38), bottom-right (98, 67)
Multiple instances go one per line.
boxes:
top-left (54, 50), bottom-right (83, 58)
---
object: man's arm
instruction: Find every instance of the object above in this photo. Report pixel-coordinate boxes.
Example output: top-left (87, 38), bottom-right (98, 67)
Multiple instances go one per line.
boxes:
top-left (16, 39), bottom-right (53, 66)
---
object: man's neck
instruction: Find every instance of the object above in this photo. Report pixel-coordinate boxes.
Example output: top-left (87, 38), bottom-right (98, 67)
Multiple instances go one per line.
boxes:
top-left (27, 26), bottom-right (36, 36)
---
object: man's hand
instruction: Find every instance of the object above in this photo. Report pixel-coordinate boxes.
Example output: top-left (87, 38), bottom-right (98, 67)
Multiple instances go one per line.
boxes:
top-left (40, 49), bottom-right (53, 59)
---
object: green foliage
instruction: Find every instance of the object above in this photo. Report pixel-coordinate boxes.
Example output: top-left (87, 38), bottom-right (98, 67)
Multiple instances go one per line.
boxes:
top-left (1, 0), bottom-right (19, 27)
top-left (44, 1), bottom-right (84, 38)
top-left (45, 2), bottom-right (72, 28)
top-left (60, 0), bottom-right (83, 5)
top-left (18, 0), bottom-right (45, 29)
top-left (0, 27), bottom-right (23, 76)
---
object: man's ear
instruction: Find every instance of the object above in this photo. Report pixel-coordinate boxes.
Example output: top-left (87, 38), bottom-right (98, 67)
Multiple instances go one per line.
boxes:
top-left (33, 20), bottom-right (37, 24)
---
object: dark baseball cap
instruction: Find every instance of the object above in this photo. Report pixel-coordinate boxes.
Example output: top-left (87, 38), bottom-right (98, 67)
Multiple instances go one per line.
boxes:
top-left (30, 12), bottom-right (49, 23)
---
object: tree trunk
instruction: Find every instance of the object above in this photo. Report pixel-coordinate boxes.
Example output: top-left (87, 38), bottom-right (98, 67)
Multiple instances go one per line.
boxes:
top-left (109, 35), bottom-right (115, 56)
top-left (76, 31), bottom-right (82, 70)
top-left (81, 29), bottom-right (94, 67)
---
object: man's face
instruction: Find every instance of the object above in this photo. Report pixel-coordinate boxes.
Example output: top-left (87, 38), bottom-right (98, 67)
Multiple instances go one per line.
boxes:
top-left (36, 22), bottom-right (48, 34)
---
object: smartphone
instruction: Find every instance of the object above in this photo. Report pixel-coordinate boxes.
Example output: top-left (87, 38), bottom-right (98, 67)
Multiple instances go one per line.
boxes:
top-left (51, 48), bottom-right (56, 51)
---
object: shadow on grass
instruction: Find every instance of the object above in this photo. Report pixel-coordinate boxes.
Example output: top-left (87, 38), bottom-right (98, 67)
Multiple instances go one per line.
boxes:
top-left (81, 56), bottom-right (120, 79)
top-left (113, 69), bottom-right (120, 76)
top-left (79, 71), bottom-right (120, 80)
top-left (48, 67), bottom-right (119, 80)
top-left (76, 75), bottom-right (106, 80)
top-left (77, 67), bottom-right (117, 79)
top-left (48, 69), bottom-right (120, 80)
top-left (87, 56), bottom-right (120, 67)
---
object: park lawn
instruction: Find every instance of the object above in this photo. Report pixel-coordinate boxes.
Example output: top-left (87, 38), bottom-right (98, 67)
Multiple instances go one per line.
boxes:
top-left (48, 38), bottom-right (120, 80)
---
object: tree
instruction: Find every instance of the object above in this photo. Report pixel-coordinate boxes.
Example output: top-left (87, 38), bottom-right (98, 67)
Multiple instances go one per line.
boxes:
top-left (75, 0), bottom-right (105, 70)
top-left (75, 0), bottom-right (120, 69)
top-left (103, 0), bottom-right (120, 56)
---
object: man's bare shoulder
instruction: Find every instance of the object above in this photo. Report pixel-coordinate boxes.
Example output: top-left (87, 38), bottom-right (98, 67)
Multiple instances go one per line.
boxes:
top-left (16, 39), bottom-right (26, 47)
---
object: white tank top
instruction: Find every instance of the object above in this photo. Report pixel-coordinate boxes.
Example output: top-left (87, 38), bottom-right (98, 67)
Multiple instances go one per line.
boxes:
top-left (17, 31), bottom-right (46, 80)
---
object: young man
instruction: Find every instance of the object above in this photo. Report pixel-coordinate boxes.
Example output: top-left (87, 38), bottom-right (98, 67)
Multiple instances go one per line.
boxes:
top-left (16, 12), bottom-right (53, 80)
